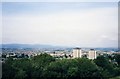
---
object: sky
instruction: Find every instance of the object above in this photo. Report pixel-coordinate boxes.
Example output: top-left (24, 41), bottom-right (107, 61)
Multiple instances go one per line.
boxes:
top-left (1, 0), bottom-right (119, 2)
top-left (1, 2), bottom-right (118, 48)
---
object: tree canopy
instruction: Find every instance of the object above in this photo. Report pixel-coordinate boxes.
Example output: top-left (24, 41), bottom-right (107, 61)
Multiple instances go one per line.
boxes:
top-left (2, 53), bottom-right (120, 79)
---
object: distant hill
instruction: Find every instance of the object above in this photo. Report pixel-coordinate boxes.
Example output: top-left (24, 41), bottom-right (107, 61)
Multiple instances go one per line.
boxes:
top-left (1, 44), bottom-right (63, 49)
top-left (0, 44), bottom-right (119, 52)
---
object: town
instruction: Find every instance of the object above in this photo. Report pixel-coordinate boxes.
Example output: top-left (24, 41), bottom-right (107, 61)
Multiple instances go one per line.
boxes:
top-left (1, 47), bottom-right (119, 61)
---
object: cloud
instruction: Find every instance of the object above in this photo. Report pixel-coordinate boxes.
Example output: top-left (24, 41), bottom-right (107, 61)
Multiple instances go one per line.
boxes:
top-left (2, 7), bottom-right (118, 47)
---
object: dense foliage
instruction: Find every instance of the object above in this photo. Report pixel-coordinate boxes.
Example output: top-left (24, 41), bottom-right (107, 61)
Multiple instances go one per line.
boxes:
top-left (2, 53), bottom-right (120, 79)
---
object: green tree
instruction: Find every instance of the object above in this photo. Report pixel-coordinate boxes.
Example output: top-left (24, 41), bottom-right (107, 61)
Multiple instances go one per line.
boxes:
top-left (31, 53), bottom-right (55, 68)
top-left (31, 53), bottom-right (55, 78)
top-left (75, 58), bottom-right (102, 78)
top-left (14, 69), bottom-right (27, 79)
top-left (42, 59), bottom-right (78, 78)
top-left (114, 54), bottom-right (120, 66)
top-left (94, 55), bottom-right (116, 78)
top-left (43, 58), bottom-right (102, 79)
top-left (12, 58), bottom-right (33, 79)
top-left (2, 58), bottom-right (17, 79)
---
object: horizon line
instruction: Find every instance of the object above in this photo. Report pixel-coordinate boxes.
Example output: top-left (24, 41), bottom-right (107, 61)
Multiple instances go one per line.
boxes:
top-left (0, 43), bottom-right (118, 48)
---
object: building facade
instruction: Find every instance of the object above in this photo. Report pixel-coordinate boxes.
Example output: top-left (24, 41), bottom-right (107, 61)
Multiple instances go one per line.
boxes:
top-left (72, 48), bottom-right (82, 58)
top-left (88, 49), bottom-right (96, 59)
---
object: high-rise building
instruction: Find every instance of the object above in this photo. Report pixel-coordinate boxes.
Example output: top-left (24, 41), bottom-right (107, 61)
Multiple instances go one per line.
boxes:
top-left (88, 49), bottom-right (96, 59)
top-left (72, 48), bottom-right (82, 58)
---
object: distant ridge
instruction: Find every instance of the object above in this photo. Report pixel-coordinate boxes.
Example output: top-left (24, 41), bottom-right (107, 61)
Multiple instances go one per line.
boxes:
top-left (0, 44), bottom-right (119, 52)
top-left (1, 44), bottom-right (64, 49)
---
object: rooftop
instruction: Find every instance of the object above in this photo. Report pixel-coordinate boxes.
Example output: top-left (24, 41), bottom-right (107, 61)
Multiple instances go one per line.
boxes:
top-left (90, 49), bottom-right (95, 50)
top-left (73, 47), bottom-right (81, 49)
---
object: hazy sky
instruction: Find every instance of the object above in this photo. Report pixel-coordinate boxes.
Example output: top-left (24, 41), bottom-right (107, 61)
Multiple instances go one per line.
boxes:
top-left (2, 2), bottom-right (118, 47)
top-left (1, 0), bottom-right (119, 2)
